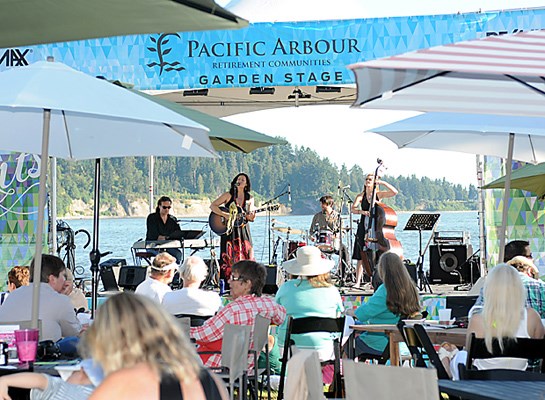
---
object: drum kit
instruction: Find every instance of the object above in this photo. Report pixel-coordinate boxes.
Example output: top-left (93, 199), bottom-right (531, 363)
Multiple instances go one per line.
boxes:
top-left (271, 225), bottom-right (348, 261)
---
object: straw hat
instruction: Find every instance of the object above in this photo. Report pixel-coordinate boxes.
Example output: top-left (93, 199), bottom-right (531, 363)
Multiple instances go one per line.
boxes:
top-left (282, 246), bottom-right (334, 276)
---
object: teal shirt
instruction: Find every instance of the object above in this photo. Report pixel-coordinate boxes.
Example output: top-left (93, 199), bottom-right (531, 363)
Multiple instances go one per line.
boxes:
top-left (354, 284), bottom-right (399, 352)
top-left (275, 279), bottom-right (344, 351)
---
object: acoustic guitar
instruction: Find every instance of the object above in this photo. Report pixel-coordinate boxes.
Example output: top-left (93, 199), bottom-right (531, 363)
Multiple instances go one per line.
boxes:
top-left (209, 204), bottom-right (280, 235)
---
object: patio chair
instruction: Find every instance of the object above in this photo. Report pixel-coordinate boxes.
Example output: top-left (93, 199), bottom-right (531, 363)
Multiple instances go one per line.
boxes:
top-left (343, 360), bottom-right (439, 400)
top-left (465, 333), bottom-right (545, 374)
top-left (397, 321), bottom-right (450, 379)
top-left (278, 316), bottom-right (345, 400)
top-left (284, 349), bottom-right (325, 400)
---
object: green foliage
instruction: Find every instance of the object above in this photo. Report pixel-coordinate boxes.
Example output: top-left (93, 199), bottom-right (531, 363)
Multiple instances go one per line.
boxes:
top-left (55, 142), bottom-right (477, 215)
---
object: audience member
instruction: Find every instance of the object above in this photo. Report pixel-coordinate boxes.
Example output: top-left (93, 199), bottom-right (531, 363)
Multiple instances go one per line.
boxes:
top-left (63, 268), bottom-right (89, 312)
top-left (191, 260), bottom-right (286, 368)
top-left (162, 256), bottom-right (222, 319)
top-left (135, 253), bottom-right (176, 303)
top-left (504, 240), bottom-right (532, 262)
top-left (474, 240), bottom-right (545, 317)
top-left (0, 255), bottom-right (81, 342)
top-left (0, 359), bottom-right (100, 400)
top-left (352, 252), bottom-right (421, 357)
top-left (449, 264), bottom-right (545, 379)
top-left (81, 292), bottom-right (228, 400)
top-left (276, 246), bottom-right (344, 361)
top-left (0, 266), bottom-right (30, 304)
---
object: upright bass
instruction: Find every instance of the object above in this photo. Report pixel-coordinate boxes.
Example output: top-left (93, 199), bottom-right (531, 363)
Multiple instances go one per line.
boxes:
top-left (360, 161), bottom-right (403, 284)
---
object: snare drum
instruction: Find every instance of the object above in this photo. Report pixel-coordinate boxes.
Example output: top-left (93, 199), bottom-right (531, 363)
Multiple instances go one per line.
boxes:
top-left (315, 230), bottom-right (335, 252)
top-left (284, 240), bottom-right (306, 260)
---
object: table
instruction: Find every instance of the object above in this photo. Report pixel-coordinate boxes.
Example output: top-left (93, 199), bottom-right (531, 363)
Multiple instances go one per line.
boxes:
top-left (349, 324), bottom-right (467, 366)
top-left (438, 379), bottom-right (545, 400)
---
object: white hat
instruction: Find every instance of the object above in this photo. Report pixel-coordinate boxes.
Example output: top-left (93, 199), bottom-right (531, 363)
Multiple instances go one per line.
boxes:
top-left (282, 246), bottom-right (334, 276)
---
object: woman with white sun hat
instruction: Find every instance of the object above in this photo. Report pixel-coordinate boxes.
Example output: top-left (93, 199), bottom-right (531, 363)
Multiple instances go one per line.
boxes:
top-left (275, 246), bottom-right (344, 361)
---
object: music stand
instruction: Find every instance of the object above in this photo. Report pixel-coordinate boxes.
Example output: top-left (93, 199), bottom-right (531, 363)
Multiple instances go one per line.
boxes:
top-left (404, 213), bottom-right (440, 293)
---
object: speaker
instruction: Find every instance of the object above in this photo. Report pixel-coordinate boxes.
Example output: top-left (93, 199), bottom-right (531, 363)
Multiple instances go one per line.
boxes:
top-left (403, 260), bottom-right (417, 284)
top-left (263, 265), bottom-right (284, 295)
top-left (429, 244), bottom-right (480, 284)
top-left (118, 266), bottom-right (148, 291)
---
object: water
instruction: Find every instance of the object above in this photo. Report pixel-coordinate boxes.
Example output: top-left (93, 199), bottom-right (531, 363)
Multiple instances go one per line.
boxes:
top-left (60, 211), bottom-right (480, 278)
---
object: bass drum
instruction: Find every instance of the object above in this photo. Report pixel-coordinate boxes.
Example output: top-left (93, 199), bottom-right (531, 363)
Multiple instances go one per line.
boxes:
top-left (283, 240), bottom-right (306, 261)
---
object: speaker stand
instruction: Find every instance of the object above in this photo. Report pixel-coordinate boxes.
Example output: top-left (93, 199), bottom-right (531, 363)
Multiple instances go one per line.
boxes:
top-left (404, 213), bottom-right (440, 294)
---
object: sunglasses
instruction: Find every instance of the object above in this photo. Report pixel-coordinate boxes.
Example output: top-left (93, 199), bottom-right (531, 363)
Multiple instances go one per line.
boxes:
top-left (162, 206), bottom-right (171, 210)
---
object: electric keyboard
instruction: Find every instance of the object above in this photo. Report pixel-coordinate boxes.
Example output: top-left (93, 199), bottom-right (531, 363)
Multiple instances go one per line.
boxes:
top-left (132, 238), bottom-right (219, 250)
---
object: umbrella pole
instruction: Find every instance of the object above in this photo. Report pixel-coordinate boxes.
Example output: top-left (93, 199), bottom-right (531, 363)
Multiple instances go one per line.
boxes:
top-left (31, 109), bottom-right (51, 329)
top-left (498, 133), bottom-right (515, 263)
top-left (90, 158), bottom-right (103, 318)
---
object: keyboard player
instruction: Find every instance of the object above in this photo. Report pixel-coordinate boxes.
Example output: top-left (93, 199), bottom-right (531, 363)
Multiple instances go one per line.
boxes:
top-left (146, 196), bottom-right (183, 262)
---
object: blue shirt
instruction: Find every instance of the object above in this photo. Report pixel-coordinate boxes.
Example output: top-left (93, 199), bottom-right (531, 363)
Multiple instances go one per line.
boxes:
top-left (354, 284), bottom-right (400, 352)
top-left (275, 279), bottom-right (344, 351)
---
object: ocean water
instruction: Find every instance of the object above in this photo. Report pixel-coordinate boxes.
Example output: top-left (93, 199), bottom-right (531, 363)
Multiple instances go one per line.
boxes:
top-left (61, 211), bottom-right (480, 278)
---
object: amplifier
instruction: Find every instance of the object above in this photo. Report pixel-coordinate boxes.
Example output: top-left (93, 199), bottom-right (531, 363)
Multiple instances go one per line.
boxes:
top-left (433, 231), bottom-right (469, 245)
top-left (429, 244), bottom-right (480, 284)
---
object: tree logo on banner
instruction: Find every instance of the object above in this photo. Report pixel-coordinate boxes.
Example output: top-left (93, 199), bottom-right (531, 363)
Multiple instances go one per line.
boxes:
top-left (146, 33), bottom-right (185, 75)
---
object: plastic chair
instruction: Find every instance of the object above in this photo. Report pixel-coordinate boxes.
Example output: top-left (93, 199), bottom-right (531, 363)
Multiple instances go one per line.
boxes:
top-left (284, 350), bottom-right (325, 400)
top-left (343, 360), bottom-right (439, 400)
top-left (221, 324), bottom-right (252, 400)
top-left (248, 314), bottom-right (272, 400)
top-left (278, 316), bottom-right (345, 400)
top-left (396, 322), bottom-right (450, 379)
top-left (174, 313), bottom-right (212, 327)
top-left (458, 364), bottom-right (545, 380)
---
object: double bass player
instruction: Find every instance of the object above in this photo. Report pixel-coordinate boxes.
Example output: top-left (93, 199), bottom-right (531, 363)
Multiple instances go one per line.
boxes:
top-left (352, 173), bottom-right (398, 289)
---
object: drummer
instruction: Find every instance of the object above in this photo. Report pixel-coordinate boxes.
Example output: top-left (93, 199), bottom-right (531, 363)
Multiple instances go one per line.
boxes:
top-left (309, 196), bottom-right (350, 269)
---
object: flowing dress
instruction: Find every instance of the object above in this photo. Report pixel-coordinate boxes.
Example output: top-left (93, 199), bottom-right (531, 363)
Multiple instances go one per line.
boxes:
top-left (219, 195), bottom-right (254, 280)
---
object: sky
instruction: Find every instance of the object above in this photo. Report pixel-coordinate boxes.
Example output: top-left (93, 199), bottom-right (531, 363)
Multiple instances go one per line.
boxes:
top-left (217, 0), bottom-right (545, 187)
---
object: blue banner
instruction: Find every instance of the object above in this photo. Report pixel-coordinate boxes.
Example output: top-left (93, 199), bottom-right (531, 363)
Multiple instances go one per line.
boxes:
top-left (1, 8), bottom-right (543, 90)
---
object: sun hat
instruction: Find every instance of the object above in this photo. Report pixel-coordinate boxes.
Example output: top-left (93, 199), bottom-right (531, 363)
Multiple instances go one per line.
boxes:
top-left (151, 259), bottom-right (178, 272)
top-left (282, 246), bottom-right (334, 276)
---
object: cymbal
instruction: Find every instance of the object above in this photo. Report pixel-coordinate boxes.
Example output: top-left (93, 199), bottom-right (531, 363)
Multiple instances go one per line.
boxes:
top-left (272, 226), bottom-right (305, 235)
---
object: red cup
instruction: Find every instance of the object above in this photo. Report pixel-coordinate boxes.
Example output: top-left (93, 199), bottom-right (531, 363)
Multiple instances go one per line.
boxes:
top-left (14, 329), bottom-right (39, 362)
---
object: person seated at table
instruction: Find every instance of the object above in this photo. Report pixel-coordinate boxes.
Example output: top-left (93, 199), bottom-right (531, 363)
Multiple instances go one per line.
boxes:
top-left (0, 359), bottom-right (101, 400)
top-left (276, 246), bottom-right (344, 361)
top-left (449, 264), bottom-right (545, 380)
top-left (62, 268), bottom-right (89, 313)
top-left (135, 252), bottom-right (177, 304)
top-left (0, 265), bottom-right (30, 305)
top-left (351, 252), bottom-right (421, 358)
top-left (80, 292), bottom-right (229, 400)
top-left (191, 260), bottom-right (286, 368)
top-left (162, 256), bottom-right (222, 323)
top-left (0, 255), bottom-right (82, 342)
top-left (473, 242), bottom-right (545, 318)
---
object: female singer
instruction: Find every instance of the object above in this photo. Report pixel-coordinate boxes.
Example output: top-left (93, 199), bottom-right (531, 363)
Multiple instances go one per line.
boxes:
top-left (210, 173), bottom-right (256, 280)
top-left (351, 173), bottom-right (398, 288)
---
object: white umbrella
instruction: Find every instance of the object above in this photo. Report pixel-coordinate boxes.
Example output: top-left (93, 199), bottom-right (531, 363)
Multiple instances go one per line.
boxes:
top-left (349, 30), bottom-right (545, 263)
top-left (0, 60), bottom-right (217, 324)
top-left (370, 112), bottom-right (545, 265)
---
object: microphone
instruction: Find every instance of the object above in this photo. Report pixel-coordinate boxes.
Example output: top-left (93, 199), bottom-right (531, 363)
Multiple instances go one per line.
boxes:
top-left (235, 182), bottom-right (240, 187)
top-left (377, 158), bottom-right (383, 164)
top-left (288, 184), bottom-right (291, 202)
top-left (337, 181), bottom-right (341, 196)
top-left (340, 185), bottom-right (350, 190)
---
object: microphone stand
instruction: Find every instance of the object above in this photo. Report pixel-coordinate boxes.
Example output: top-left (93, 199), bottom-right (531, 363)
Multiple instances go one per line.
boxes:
top-left (263, 186), bottom-right (290, 265)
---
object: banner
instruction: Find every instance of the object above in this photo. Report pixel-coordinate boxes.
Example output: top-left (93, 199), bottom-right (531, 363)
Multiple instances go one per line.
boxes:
top-left (0, 8), bottom-right (543, 90)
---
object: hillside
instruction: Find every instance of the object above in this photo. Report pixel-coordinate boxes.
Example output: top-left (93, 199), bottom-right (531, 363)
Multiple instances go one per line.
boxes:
top-left (57, 142), bottom-right (478, 217)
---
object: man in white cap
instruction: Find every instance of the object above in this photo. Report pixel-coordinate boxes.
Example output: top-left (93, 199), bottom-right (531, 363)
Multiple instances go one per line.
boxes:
top-left (135, 252), bottom-right (177, 303)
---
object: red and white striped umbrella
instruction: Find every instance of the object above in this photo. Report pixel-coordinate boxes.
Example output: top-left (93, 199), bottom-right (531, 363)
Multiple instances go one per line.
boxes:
top-left (348, 30), bottom-right (545, 263)
top-left (349, 30), bottom-right (545, 117)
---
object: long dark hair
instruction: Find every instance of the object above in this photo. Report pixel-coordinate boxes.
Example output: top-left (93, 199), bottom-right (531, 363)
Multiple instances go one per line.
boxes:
top-left (155, 196), bottom-right (172, 213)
top-left (378, 252), bottom-right (421, 317)
top-left (229, 173), bottom-right (251, 201)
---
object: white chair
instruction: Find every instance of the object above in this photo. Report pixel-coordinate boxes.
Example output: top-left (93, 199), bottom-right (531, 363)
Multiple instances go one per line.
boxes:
top-left (249, 314), bottom-right (272, 400)
top-left (284, 349), bottom-right (325, 400)
top-left (221, 323), bottom-right (252, 400)
top-left (343, 361), bottom-right (439, 400)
